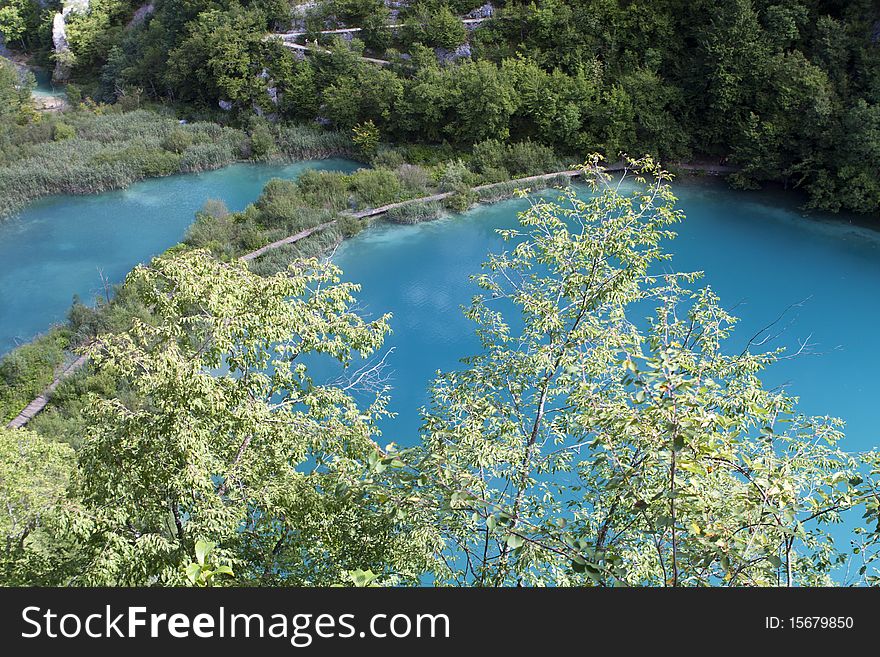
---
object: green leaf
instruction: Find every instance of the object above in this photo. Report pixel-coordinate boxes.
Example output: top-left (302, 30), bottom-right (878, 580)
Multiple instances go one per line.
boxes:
top-left (184, 563), bottom-right (201, 585)
top-left (195, 540), bottom-right (214, 567)
top-left (506, 534), bottom-right (524, 549)
top-left (349, 569), bottom-right (379, 587)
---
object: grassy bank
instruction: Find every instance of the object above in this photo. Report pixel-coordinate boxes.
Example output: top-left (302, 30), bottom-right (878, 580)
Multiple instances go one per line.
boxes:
top-left (0, 107), bottom-right (355, 218)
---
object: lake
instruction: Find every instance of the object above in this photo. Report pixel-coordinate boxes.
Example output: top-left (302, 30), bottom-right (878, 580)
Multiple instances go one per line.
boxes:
top-left (332, 179), bottom-right (880, 452)
top-left (1, 163), bottom-right (877, 455)
top-left (0, 159), bottom-right (359, 353)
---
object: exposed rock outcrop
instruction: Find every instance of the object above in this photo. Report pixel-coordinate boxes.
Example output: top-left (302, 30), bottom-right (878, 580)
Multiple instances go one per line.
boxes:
top-left (52, 0), bottom-right (90, 82)
top-left (466, 3), bottom-right (494, 19)
top-left (128, 3), bottom-right (155, 28)
top-left (436, 41), bottom-right (472, 64)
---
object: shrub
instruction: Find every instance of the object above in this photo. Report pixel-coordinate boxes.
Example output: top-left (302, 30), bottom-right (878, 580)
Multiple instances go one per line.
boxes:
top-left (255, 178), bottom-right (305, 226)
top-left (297, 170), bottom-right (351, 210)
top-left (472, 139), bottom-right (560, 178)
top-left (506, 139), bottom-right (560, 176)
top-left (65, 83), bottom-right (82, 106)
top-left (395, 163), bottom-right (431, 195)
top-left (116, 87), bottom-right (143, 112)
top-left (386, 200), bottom-right (444, 224)
top-left (0, 330), bottom-right (68, 424)
top-left (443, 188), bottom-right (477, 212)
top-left (162, 127), bottom-right (195, 154)
top-left (137, 147), bottom-right (182, 177)
top-left (349, 167), bottom-right (401, 207)
top-left (352, 120), bottom-right (380, 157)
top-left (53, 122), bottom-right (76, 141)
top-left (249, 121), bottom-right (278, 160)
top-left (478, 165), bottom-right (510, 184)
top-left (372, 148), bottom-right (406, 169)
top-left (337, 214), bottom-right (365, 237)
top-left (438, 159), bottom-right (475, 192)
top-left (201, 199), bottom-right (230, 219)
top-left (471, 138), bottom-right (506, 174)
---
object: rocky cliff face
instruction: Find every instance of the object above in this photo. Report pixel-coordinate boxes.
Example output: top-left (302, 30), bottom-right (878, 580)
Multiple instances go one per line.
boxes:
top-left (52, 0), bottom-right (90, 81)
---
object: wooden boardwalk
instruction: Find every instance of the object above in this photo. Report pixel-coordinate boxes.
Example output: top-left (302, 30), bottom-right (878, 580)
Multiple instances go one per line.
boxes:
top-left (6, 164), bottom-right (625, 429)
top-left (241, 219), bottom-right (339, 261)
top-left (273, 17), bottom-right (488, 41)
top-left (6, 354), bottom-right (89, 429)
top-left (269, 16), bottom-right (490, 66)
top-left (277, 41), bottom-right (392, 66)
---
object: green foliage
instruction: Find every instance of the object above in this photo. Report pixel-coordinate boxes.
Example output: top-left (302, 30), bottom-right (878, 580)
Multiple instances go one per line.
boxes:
top-left (247, 119), bottom-right (277, 160)
top-left (386, 199), bottom-right (444, 224)
top-left (342, 568), bottom-right (381, 587)
top-left (471, 139), bottom-right (561, 179)
top-left (322, 63), bottom-right (403, 132)
top-left (443, 188), bottom-right (476, 212)
top-left (161, 127), bottom-right (194, 154)
top-left (400, 5), bottom-right (468, 51)
top-left (394, 163), bottom-right (431, 195)
top-left (348, 167), bottom-right (401, 207)
top-left (19, 0), bottom-right (877, 214)
top-left (184, 540), bottom-right (234, 587)
top-left (0, 427), bottom-right (76, 585)
top-left (0, 109), bottom-right (247, 217)
top-left (165, 7), bottom-right (272, 109)
top-left (66, 249), bottom-right (401, 585)
top-left (438, 158), bottom-right (474, 192)
top-left (337, 214), bottom-right (365, 237)
top-left (5, 160), bottom-right (880, 586)
top-left (0, 330), bottom-right (68, 424)
top-left (378, 157), bottom-right (880, 586)
top-left (352, 119), bottom-right (380, 157)
top-left (0, 58), bottom-right (33, 125)
top-left (0, 4), bottom-right (27, 45)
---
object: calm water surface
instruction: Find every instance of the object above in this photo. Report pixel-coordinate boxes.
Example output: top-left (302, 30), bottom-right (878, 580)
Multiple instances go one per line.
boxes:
top-left (333, 181), bottom-right (880, 452)
top-left (1, 167), bottom-right (877, 453)
top-left (0, 159), bottom-right (358, 353)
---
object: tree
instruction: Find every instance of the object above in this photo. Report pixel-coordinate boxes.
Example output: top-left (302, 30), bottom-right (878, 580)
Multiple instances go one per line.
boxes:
top-left (0, 427), bottom-right (76, 585)
top-left (322, 62), bottom-right (403, 131)
top-left (446, 59), bottom-right (518, 144)
top-left (0, 4), bottom-right (26, 45)
top-left (427, 5), bottom-right (468, 51)
top-left (70, 249), bottom-right (423, 585)
top-left (352, 119), bottom-right (380, 156)
top-left (378, 157), bottom-right (880, 586)
top-left (0, 0), bottom-right (42, 49)
top-left (399, 5), bottom-right (467, 51)
top-left (0, 58), bottom-right (33, 126)
top-left (165, 7), bottom-right (270, 108)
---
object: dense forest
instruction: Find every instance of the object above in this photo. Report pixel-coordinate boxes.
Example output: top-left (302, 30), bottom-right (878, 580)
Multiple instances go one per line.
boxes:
top-left (2, 0), bottom-right (879, 214)
top-left (2, 1), bottom-right (880, 589)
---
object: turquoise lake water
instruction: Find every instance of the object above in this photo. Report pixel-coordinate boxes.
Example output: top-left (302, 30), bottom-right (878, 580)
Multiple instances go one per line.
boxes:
top-left (31, 68), bottom-right (64, 99)
top-left (1, 164), bottom-right (877, 456)
top-left (0, 159), bottom-right (358, 353)
top-left (332, 181), bottom-right (880, 453)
